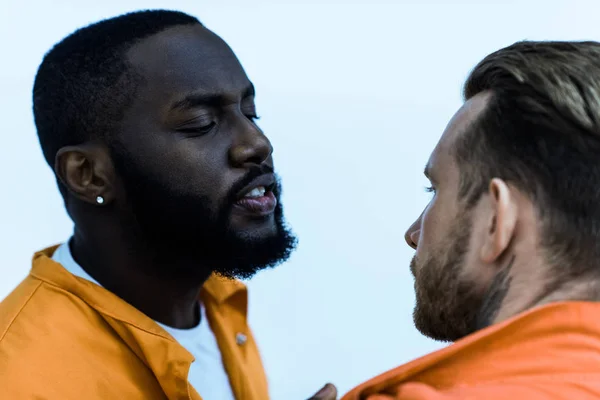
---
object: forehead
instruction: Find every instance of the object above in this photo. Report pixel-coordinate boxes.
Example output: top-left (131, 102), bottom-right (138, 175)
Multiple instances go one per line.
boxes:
top-left (427, 92), bottom-right (491, 175)
top-left (126, 24), bottom-right (250, 103)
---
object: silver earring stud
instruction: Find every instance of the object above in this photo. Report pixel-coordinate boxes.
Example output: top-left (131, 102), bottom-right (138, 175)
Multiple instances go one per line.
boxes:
top-left (96, 196), bottom-right (105, 205)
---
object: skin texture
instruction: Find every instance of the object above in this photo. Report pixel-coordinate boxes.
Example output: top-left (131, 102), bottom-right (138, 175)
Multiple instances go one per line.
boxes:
top-left (54, 24), bottom-right (295, 329)
top-left (404, 91), bottom-right (572, 342)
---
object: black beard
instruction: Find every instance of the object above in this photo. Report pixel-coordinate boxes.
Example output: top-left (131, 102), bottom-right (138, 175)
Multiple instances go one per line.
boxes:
top-left (109, 144), bottom-right (297, 280)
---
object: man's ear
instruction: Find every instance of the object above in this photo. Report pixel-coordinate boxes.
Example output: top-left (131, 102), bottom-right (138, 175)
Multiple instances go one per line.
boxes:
top-left (55, 144), bottom-right (115, 205)
top-left (480, 178), bottom-right (518, 264)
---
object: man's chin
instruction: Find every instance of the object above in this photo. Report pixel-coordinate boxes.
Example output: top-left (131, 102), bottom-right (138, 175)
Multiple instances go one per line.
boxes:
top-left (211, 236), bottom-right (296, 280)
top-left (228, 212), bottom-right (278, 237)
top-left (207, 217), bottom-right (297, 280)
top-left (413, 305), bottom-right (452, 343)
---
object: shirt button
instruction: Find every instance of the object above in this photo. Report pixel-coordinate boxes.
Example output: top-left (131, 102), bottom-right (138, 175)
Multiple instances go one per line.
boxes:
top-left (236, 332), bottom-right (247, 345)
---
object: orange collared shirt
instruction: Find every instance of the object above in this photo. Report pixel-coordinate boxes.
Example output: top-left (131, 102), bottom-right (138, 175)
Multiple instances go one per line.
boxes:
top-left (342, 301), bottom-right (600, 400)
top-left (0, 247), bottom-right (269, 400)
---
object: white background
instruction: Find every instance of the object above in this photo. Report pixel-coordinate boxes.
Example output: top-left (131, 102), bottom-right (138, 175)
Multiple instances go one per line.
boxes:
top-left (1, 1), bottom-right (598, 398)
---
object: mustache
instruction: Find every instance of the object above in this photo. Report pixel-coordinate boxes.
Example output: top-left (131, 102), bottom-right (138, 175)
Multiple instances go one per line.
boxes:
top-left (226, 165), bottom-right (277, 205)
top-left (410, 255), bottom-right (417, 277)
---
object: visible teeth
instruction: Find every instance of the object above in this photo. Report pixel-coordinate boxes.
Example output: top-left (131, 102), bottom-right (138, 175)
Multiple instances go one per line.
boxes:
top-left (245, 186), bottom-right (266, 198)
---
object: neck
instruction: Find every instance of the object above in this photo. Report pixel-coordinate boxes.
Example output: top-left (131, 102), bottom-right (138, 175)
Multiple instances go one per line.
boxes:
top-left (70, 225), bottom-right (212, 329)
top-left (528, 274), bottom-right (600, 309)
top-left (479, 255), bottom-right (600, 328)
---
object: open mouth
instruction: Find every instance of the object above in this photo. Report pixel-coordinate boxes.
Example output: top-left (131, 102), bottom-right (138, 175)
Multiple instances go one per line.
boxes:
top-left (243, 185), bottom-right (270, 199)
top-left (233, 177), bottom-right (277, 216)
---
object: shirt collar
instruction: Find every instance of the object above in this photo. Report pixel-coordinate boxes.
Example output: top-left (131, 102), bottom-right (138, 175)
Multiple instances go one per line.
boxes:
top-left (202, 273), bottom-right (247, 304)
top-left (350, 301), bottom-right (600, 399)
top-left (31, 245), bottom-right (247, 335)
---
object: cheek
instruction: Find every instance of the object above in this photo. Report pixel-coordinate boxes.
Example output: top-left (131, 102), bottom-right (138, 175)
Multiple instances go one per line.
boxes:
top-left (458, 218), bottom-right (496, 289)
top-left (117, 125), bottom-right (236, 203)
top-left (159, 141), bottom-right (229, 191)
top-left (128, 149), bottom-right (231, 215)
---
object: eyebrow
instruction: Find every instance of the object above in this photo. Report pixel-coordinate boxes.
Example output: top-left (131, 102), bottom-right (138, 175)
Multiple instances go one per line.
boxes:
top-left (170, 83), bottom-right (255, 111)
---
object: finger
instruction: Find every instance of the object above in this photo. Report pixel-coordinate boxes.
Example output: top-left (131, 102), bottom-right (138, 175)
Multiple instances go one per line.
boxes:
top-left (308, 383), bottom-right (338, 400)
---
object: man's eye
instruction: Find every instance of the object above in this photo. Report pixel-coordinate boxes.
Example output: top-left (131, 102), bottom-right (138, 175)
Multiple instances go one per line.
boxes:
top-left (246, 114), bottom-right (261, 122)
top-left (178, 122), bottom-right (216, 135)
top-left (424, 185), bottom-right (436, 193)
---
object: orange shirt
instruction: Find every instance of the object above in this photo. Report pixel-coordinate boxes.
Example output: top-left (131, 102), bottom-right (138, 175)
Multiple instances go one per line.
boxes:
top-left (0, 247), bottom-right (269, 400)
top-left (342, 302), bottom-right (600, 399)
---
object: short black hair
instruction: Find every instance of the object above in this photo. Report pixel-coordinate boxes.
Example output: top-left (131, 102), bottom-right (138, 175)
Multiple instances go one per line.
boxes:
top-left (33, 9), bottom-right (201, 167)
top-left (456, 41), bottom-right (600, 273)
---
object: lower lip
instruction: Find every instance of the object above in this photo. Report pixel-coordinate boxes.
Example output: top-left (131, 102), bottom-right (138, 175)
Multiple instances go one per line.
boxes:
top-left (234, 191), bottom-right (277, 216)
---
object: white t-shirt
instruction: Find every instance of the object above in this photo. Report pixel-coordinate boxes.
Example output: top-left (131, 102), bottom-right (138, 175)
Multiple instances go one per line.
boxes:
top-left (52, 242), bottom-right (235, 400)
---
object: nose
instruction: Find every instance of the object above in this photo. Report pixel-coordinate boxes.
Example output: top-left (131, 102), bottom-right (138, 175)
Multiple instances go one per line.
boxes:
top-left (404, 215), bottom-right (422, 250)
top-left (229, 114), bottom-right (273, 168)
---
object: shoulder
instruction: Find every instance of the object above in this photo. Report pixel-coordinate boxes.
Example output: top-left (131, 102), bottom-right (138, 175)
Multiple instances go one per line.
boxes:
top-left (0, 275), bottom-right (46, 343)
top-left (0, 274), bottom-right (102, 346)
top-left (0, 275), bottom-right (166, 399)
top-left (353, 379), bottom-right (600, 400)
top-left (0, 274), bottom-right (110, 371)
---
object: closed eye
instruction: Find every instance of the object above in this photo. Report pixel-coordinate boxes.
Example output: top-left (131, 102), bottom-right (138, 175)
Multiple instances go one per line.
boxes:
top-left (177, 122), bottom-right (216, 136)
